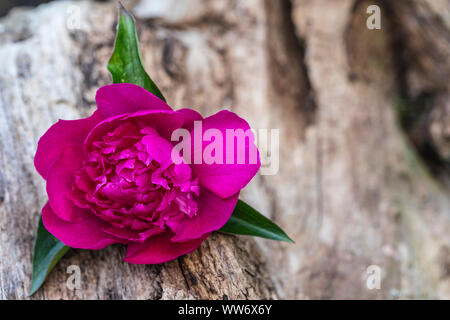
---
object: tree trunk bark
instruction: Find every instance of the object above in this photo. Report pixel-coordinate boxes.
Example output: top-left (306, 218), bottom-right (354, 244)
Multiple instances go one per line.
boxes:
top-left (0, 0), bottom-right (449, 299)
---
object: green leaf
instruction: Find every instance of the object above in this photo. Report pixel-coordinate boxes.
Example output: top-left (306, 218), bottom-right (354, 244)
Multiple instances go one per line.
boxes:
top-left (30, 217), bottom-right (70, 296)
top-left (219, 200), bottom-right (294, 243)
top-left (107, 3), bottom-right (165, 101)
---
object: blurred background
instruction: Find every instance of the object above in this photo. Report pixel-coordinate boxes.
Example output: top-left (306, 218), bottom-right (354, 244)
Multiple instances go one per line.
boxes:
top-left (1, 0), bottom-right (59, 17)
top-left (0, 0), bottom-right (449, 299)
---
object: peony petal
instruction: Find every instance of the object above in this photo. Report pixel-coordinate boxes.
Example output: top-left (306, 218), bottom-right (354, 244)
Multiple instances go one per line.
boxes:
top-left (103, 225), bottom-right (165, 242)
top-left (172, 188), bottom-right (239, 242)
top-left (141, 129), bottom-right (175, 168)
top-left (96, 83), bottom-right (172, 118)
top-left (42, 202), bottom-right (123, 249)
top-left (46, 146), bottom-right (91, 222)
top-left (175, 108), bottom-right (203, 131)
top-left (191, 110), bottom-right (260, 198)
top-left (124, 232), bottom-right (209, 264)
top-left (84, 110), bottom-right (183, 150)
top-left (34, 110), bottom-right (103, 179)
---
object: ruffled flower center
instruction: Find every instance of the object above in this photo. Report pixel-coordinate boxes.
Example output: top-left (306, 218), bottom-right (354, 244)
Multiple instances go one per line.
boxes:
top-left (71, 122), bottom-right (199, 239)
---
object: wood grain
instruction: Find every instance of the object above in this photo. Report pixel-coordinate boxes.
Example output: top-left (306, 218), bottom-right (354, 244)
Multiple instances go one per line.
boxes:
top-left (0, 0), bottom-right (449, 299)
top-left (0, 0), bottom-right (278, 300)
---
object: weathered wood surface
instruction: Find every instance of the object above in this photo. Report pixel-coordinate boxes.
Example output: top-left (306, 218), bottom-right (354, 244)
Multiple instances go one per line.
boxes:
top-left (0, 0), bottom-right (449, 299)
top-left (0, 0), bottom-right (278, 300)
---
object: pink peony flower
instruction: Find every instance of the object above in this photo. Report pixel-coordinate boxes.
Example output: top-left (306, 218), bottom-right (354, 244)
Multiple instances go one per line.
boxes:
top-left (35, 83), bottom-right (260, 264)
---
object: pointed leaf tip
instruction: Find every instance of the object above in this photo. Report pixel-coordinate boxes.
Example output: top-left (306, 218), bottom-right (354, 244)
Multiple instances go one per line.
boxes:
top-left (108, 3), bottom-right (166, 101)
top-left (219, 200), bottom-right (294, 243)
top-left (118, 1), bottom-right (132, 19)
top-left (30, 217), bottom-right (70, 295)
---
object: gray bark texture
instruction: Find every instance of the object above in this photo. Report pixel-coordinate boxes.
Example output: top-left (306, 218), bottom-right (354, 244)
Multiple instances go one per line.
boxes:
top-left (0, 0), bottom-right (449, 299)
